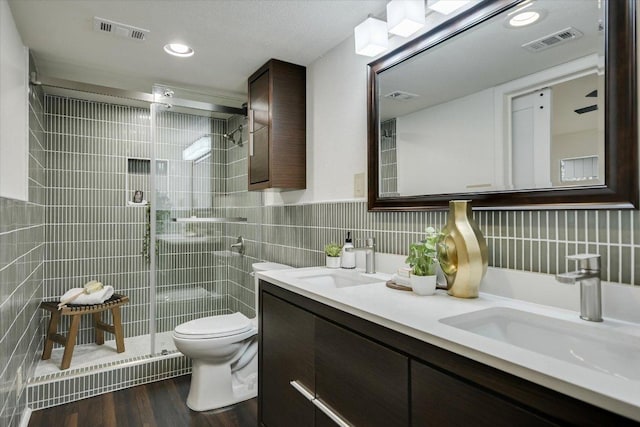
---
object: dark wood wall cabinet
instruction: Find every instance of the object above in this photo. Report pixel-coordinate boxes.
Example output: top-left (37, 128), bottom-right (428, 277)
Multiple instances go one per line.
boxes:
top-left (258, 280), bottom-right (638, 427)
top-left (248, 59), bottom-right (306, 191)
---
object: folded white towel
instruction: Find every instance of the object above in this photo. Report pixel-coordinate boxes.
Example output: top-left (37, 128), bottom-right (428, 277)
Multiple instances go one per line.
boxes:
top-left (61, 285), bottom-right (114, 305)
top-left (392, 273), bottom-right (411, 286)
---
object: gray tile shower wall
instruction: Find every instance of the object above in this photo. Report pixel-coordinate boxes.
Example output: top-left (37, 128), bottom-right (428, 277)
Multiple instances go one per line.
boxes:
top-left (379, 119), bottom-right (398, 197)
top-left (259, 201), bottom-right (640, 286)
top-left (44, 96), bottom-right (238, 346)
top-left (225, 115), bottom-right (262, 317)
top-left (45, 95), bottom-right (153, 347)
top-left (0, 71), bottom-right (46, 427)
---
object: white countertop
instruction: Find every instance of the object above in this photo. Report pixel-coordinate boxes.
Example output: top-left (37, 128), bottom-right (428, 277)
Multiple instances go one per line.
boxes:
top-left (258, 267), bottom-right (640, 422)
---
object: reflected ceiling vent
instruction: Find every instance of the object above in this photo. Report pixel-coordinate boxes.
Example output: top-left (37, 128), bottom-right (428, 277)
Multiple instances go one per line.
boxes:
top-left (93, 17), bottom-right (149, 41)
top-left (384, 90), bottom-right (420, 101)
top-left (522, 27), bottom-right (583, 52)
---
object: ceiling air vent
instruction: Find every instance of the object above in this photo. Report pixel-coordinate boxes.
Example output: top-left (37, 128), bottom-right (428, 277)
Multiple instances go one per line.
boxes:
top-left (93, 17), bottom-right (150, 42)
top-left (522, 27), bottom-right (583, 52)
top-left (384, 91), bottom-right (420, 101)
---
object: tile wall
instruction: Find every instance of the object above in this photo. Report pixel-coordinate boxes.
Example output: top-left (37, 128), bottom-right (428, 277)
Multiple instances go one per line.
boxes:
top-left (45, 96), bottom-right (153, 346)
top-left (259, 201), bottom-right (639, 286)
top-left (379, 119), bottom-right (398, 197)
top-left (225, 115), bottom-right (263, 317)
top-left (43, 97), bottom-right (239, 347)
top-left (25, 96), bottom-right (258, 411)
top-left (0, 65), bottom-right (46, 427)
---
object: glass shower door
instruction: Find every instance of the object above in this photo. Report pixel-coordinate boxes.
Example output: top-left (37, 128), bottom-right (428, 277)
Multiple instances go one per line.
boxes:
top-left (149, 89), bottom-right (239, 355)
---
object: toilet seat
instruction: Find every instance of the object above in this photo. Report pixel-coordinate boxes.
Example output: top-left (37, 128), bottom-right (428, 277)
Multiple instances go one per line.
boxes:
top-left (174, 312), bottom-right (252, 340)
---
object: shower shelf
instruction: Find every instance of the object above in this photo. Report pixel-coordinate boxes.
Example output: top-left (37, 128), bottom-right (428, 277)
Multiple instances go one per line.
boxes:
top-left (171, 217), bottom-right (247, 223)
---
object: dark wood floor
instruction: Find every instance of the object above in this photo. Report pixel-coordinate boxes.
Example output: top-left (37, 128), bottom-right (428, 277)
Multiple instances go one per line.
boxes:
top-left (28, 375), bottom-right (257, 427)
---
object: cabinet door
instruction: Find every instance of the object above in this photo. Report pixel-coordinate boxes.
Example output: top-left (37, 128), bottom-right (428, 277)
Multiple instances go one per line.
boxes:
top-left (411, 360), bottom-right (555, 427)
top-left (249, 69), bottom-right (270, 185)
top-left (315, 318), bottom-right (409, 427)
top-left (260, 292), bottom-right (315, 427)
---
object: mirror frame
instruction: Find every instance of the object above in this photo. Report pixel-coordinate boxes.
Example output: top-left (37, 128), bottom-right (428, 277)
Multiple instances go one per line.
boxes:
top-left (367, 0), bottom-right (638, 211)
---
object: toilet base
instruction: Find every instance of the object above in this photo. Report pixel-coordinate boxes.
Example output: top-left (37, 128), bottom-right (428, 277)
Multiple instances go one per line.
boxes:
top-left (186, 355), bottom-right (257, 411)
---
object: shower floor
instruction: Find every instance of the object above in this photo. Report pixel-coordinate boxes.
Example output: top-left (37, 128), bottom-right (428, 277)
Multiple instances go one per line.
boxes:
top-left (33, 331), bottom-right (179, 378)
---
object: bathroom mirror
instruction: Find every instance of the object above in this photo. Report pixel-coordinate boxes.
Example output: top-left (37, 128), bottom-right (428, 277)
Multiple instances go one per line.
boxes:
top-left (368, 0), bottom-right (637, 210)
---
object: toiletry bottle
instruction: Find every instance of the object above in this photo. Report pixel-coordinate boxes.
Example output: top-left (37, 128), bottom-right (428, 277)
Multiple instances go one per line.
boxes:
top-left (341, 232), bottom-right (356, 269)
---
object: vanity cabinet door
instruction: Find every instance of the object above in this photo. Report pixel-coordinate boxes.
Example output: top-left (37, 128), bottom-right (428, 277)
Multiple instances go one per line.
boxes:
top-left (315, 317), bottom-right (409, 427)
top-left (411, 360), bottom-right (556, 427)
top-left (249, 69), bottom-right (270, 185)
top-left (260, 292), bottom-right (315, 427)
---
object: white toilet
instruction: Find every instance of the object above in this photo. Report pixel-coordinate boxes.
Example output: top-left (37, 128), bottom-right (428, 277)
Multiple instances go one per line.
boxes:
top-left (173, 262), bottom-right (291, 411)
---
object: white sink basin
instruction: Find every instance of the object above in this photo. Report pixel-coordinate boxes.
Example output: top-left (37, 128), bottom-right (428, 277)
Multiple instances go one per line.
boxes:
top-left (440, 307), bottom-right (640, 381)
top-left (282, 268), bottom-right (384, 288)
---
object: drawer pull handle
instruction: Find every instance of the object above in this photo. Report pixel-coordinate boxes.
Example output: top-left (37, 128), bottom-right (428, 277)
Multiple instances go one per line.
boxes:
top-left (289, 380), bottom-right (314, 401)
top-left (312, 398), bottom-right (352, 427)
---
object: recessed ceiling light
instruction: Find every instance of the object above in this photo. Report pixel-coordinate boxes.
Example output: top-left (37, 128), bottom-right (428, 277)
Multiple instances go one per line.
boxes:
top-left (164, 43), bottom-right (194, 58)
top-left (508, 11), bottom-right (541, 27)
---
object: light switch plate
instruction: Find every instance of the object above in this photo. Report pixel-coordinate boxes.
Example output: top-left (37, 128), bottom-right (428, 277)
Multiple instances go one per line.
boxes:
top-left (354, 173), bottom-right (365, 197)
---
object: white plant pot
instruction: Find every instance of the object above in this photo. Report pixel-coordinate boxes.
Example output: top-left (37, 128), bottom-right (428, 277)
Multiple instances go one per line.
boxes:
top-left (326, 256), bottom-right (341, 268)
top-left (410, 274), bottom-right (437, 296)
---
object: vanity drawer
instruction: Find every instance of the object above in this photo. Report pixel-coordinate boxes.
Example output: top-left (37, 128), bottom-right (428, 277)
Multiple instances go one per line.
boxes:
top-left (411, 360), bottom-right (555, 427)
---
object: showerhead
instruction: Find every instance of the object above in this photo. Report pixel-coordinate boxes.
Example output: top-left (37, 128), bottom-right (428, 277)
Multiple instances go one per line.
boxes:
top-left (223, 124), bottom-right (243, 145)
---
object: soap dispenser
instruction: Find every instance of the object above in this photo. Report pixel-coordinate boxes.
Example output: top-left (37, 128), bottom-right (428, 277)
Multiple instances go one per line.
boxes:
top-left (341, 232), bottom-right (356, 269)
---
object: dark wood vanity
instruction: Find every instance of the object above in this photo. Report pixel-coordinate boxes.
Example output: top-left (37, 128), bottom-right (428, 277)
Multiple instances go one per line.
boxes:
top-left (258, 280), bottom-right (637, 426)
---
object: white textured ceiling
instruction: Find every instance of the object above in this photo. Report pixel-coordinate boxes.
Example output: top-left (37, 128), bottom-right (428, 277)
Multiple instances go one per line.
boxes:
top-left (378, 0), bottom-right (603, 120)
top-left (9, 0), bottom-right (387, 102)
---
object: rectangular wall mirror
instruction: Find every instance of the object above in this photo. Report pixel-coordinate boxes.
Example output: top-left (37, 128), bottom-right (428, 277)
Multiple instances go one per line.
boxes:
top-left (368, 0), bottom-right (637, 211)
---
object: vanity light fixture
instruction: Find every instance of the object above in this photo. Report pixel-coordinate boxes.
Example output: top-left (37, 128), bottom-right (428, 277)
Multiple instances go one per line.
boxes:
top-left (355, 0), bottom-right (473, 56)
top-left (354, 15), bottom-right (389, 57)
top-left (387, 0), bottom-right (426, 37)
top-left (427, 0), bottom-right (471, 15)
top-left (163, 43), bottom-right (195, 58)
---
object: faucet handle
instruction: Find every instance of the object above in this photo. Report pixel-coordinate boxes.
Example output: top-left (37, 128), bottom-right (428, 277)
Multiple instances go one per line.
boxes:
top-left (567, 254), bottom-right (600, 271)
top-left (356, 237), bottom-right (376, 247)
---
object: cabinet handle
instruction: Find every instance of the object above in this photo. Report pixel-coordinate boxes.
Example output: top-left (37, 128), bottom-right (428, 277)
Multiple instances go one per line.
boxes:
top-left (289, 380), bottom-right (314, 401)
top-left (248, 110), bottom-right (255, 157)
top-left (312, 398), bottom-right (352, 427)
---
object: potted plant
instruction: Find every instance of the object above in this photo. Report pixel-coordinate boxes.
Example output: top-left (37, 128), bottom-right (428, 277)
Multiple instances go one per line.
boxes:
top-left (405, 227), bottom-right (442, 295)
top-left (324, 243), bottom-right (342, 268)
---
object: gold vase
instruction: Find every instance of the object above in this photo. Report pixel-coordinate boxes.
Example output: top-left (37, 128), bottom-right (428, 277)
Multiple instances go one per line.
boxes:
top-left (438, 200), bottom-right (488, 298)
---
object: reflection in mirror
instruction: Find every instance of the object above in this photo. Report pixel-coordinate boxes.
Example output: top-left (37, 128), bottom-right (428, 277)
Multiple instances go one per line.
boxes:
top-left (369, 0), bottom-right (637, 210)
top-left (378, 0), bottom-right (604, 197)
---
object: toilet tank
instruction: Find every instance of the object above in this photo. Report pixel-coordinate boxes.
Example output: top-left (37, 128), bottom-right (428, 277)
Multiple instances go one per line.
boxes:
top-left (252, 262), bottom-right (292, 316)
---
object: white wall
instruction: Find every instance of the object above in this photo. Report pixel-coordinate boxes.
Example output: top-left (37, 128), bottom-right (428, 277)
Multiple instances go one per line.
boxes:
top-left (270, 20), bottom-right (454, 206)
top-left (0, 0), bottom-right (29, 201)
top-left (268, 35), bottom-right (371, 206)
top-left (396, 88), bottom-right (496, 195)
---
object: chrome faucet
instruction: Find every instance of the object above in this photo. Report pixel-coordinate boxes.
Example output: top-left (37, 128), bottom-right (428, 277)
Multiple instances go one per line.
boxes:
top-left (230, 236), bottom-right (245, 255)
top-left (555, 254), bottom-right (602, 322)
top-left (345, 237), bottom-right (376, 274)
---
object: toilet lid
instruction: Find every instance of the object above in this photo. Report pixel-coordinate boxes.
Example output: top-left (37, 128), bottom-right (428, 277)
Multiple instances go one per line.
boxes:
top-left (174, 312), bottom-right (252, 339)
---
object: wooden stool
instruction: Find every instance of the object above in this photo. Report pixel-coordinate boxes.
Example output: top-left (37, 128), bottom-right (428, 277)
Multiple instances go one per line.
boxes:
top-left (40, 294), bottom-right (129, 370)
